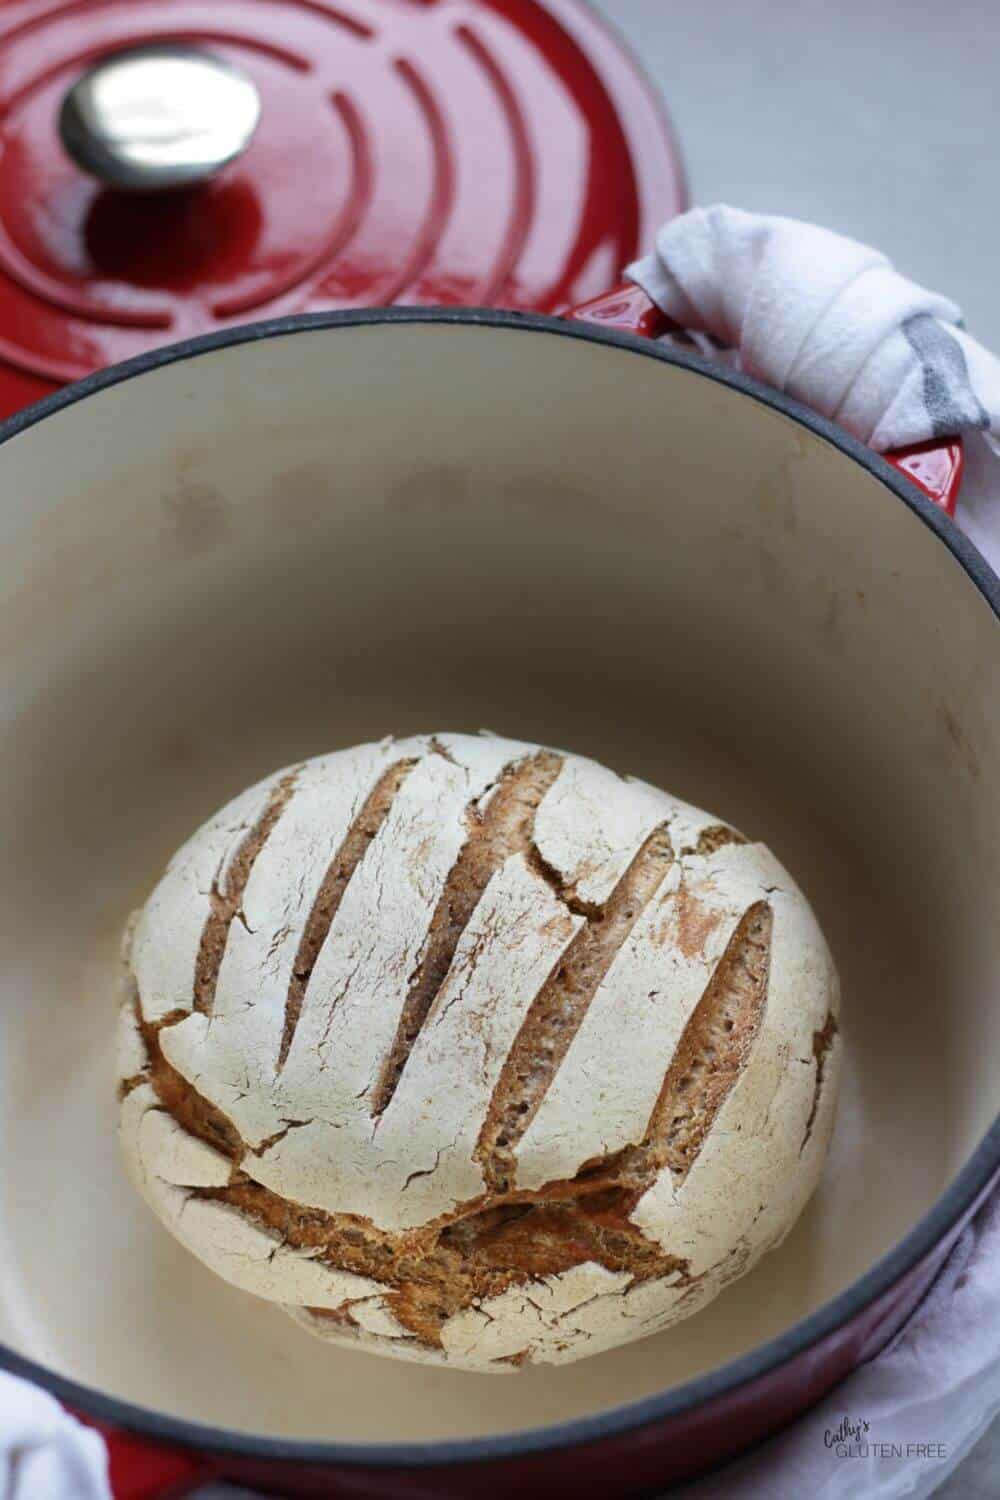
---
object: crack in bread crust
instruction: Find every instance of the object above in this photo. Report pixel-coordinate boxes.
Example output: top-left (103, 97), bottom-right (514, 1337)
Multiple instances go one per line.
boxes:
top-left (130, 896), bottom-right (772, 1350)
top-left (137, 999), bottom-right (692, 1347)
top-left (801, 1009), bottom-right (839, 1151)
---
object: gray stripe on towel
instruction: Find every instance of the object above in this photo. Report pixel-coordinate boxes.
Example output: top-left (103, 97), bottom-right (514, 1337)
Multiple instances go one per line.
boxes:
top-left (903, 314), bottom-right (990, 437)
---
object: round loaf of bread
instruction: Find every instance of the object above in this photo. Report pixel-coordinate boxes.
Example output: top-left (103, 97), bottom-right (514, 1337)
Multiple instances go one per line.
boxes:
top-left (118, 732), bottom-right (840, 1371)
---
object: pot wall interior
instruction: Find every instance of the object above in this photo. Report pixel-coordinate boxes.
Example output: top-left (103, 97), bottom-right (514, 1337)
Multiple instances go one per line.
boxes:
top-left (0, 322), bottom-right (996, 1440)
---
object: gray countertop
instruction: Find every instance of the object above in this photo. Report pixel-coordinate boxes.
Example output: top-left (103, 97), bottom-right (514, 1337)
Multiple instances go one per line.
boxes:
top-left (596, 0), bottom-right (1000, 347)
top-left (592, 3), bottom-right (999, 1493)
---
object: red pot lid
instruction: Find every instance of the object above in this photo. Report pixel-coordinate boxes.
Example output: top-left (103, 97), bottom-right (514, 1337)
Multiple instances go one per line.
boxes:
top-left (0, 0), bottom-right (685, 416)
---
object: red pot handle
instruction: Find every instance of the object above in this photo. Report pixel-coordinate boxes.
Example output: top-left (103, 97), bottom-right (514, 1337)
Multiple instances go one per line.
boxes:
top-left (566, 283), bottom-right (964, 517)
top-left (73, 1413), bottom-right (218, 1500)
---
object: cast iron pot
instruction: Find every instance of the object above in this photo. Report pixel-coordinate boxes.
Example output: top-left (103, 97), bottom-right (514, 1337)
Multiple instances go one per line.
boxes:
top-left (0, 299), bottom-right (996, 1498)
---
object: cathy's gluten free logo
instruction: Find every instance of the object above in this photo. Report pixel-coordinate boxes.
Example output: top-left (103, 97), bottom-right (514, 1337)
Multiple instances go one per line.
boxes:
top-left (825, 1416), bottom-right (948, 1462)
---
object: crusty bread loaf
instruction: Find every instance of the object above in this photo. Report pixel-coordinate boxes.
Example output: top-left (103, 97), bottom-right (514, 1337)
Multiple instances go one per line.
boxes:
top-left (118, 732), bottom-right (841, 1370)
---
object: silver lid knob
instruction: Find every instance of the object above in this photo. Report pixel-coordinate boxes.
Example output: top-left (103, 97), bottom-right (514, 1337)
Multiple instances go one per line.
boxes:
top-left (59, 45), bottom-right (262, 191)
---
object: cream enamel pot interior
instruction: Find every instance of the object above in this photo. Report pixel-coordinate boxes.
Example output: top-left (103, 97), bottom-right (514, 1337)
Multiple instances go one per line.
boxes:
top-left (0, 309), bottom-right (997, 1496)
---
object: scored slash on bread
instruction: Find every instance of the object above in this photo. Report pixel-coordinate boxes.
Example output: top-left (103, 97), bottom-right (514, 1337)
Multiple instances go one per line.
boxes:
top-left (118, 732), bottom-right (841, 1370)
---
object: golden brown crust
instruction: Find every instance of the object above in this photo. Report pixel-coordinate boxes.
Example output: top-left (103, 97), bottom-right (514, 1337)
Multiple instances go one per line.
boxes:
top-left (683, 824), bottom-right (747, 857)
top-left (189, 1173), bottom-right (691, 1347)
top-left (140, 1003), bottom-right (243, 1158)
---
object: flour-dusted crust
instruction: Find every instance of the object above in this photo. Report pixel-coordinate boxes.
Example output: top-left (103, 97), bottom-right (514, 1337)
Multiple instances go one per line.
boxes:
top-left (119, 733), bottom-right (841, 1371)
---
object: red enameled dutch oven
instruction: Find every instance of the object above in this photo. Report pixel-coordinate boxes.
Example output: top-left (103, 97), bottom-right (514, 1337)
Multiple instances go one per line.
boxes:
top-left (0, 4), bottom-right (996, 1499)
top-left (0, 298), bottom-right (996, 1500)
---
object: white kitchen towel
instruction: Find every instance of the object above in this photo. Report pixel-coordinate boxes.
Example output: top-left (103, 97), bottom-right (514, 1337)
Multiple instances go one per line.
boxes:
top-left (0, 1371), bottom-right (108, 1499)
top-left (628, 205), bottom-right (1000, 577)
